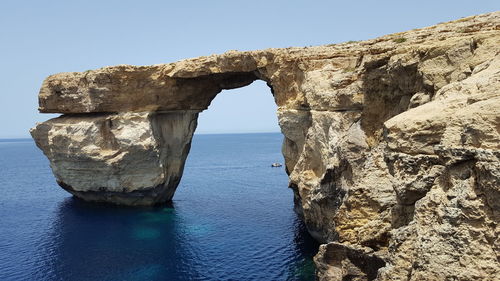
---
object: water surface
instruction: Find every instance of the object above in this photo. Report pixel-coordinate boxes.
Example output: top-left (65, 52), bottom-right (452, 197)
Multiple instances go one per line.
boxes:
top-left (0, 133), bottom-right (317, 280)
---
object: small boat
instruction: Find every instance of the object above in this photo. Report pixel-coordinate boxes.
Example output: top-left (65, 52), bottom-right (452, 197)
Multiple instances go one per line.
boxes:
top-left (271, 163), bottom-right (282, 167)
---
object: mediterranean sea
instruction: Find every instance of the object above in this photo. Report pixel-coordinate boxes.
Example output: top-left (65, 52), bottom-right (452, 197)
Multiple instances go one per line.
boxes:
top-left (0, 133), bottom-right (318, 281)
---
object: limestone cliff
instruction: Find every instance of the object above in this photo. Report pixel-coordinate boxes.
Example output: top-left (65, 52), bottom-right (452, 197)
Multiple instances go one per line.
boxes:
top-left (31, 12), bottom-right (500, 280)
top-left (32, 112), bottom-right (197, 205)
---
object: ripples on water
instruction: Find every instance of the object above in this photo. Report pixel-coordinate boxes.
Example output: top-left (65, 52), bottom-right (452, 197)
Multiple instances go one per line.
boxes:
top-left (0, 134), bottom-right (318, 281)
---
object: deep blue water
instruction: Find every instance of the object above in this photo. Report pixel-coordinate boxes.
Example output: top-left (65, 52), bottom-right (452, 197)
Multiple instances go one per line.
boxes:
top-left (0, 133), bottom-right (318, 281)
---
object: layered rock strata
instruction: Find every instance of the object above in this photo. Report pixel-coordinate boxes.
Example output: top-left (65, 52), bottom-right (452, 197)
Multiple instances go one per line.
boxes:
top-left (31, 12), bottom-right (500, 280)
top-left (32, 111), bottom-right (198, 205)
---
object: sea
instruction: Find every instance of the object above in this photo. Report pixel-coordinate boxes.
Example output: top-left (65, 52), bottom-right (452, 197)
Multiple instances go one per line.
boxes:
top-left (0, 133), bottom-right (318, 281)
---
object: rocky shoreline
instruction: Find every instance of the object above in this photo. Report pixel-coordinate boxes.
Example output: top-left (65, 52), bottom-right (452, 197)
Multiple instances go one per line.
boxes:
top-left (31, 12), bottom-right (499, 280)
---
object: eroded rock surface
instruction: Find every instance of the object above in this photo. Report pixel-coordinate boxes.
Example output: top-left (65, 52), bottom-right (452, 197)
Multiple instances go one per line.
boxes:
top-left (31, 111), bottom-right (198, 205)
top-left (31, 12), bottom-right (500, 280)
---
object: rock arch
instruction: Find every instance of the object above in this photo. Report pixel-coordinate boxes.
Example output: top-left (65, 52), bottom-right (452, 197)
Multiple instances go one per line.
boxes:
top-left (31, 12), bottom-right (500, 280)
top-left (32, 53), bottom-right (297, 206)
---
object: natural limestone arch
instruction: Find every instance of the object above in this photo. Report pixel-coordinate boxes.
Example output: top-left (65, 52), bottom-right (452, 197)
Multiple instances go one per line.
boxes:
top-left (32, 57), bottom-right (297, 203)
top-left (31, 13), bottom-right (500, 280)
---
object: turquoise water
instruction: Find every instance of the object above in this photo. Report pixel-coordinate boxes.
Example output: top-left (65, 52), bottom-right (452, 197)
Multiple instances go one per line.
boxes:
top-left (0, 133), bottom-right (318, 280)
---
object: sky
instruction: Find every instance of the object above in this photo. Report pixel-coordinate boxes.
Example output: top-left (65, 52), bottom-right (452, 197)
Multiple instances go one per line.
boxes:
top-left (0, 1), bottom-right (498, 138)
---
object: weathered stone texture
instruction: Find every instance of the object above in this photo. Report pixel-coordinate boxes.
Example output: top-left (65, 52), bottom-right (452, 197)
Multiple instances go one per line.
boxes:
top-left (31, 111), bottom-right (198, 205)
top-left (31, 12), bottom-right (500, 280)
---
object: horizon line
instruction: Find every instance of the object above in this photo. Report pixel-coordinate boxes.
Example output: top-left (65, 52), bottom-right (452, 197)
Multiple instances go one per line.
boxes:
top-left (0, 130), bottom-right (283, 140)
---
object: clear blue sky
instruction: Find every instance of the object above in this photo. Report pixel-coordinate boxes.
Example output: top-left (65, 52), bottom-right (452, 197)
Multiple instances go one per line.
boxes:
top-left (0, 1), bottom-right (497, 138)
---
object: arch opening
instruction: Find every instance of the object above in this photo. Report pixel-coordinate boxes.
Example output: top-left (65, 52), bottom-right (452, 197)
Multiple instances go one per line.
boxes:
top-left (170, 80), bottom-right (318, 280)
top-left (196, 80), bottom-right (280, 135)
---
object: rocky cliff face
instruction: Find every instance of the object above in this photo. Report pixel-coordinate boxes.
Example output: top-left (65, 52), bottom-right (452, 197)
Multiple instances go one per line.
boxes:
top-left (31, 12), bottom-right (499, 280)
top-left (32, 112), bottom-right (198, 205)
